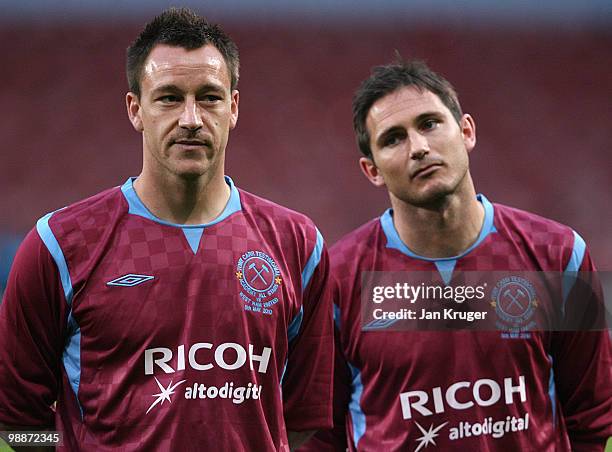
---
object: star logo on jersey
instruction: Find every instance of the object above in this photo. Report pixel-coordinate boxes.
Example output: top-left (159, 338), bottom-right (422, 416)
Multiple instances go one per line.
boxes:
top-left (146, 377), bottom-right (186, 414)
top-left (236, 251), bottom-right (282, 316)
top-left (107, 273), bottom-right (154, 287)
top-left (413, 421), bottom-right (447, 452)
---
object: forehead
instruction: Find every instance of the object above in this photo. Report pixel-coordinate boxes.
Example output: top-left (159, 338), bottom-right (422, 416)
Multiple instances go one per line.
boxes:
top-left (141, 44), bottom-right (230, 92)
top-left (366, 86), bottom-right (449, 134)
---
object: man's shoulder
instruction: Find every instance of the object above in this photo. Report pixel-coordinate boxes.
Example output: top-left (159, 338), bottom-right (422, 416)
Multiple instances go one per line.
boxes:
top-left (493, 202), bottom-right (576, 242)
top-left (492, 202), bottom-right (584, 269)
top-left (329, 217), bottom-right (381, 268)
top-left (34, 185), bottom-right (125, 262)
top-left (238, 188), bottom-right (320, 239)
top-left (38, 185), bottom-right (125, 235)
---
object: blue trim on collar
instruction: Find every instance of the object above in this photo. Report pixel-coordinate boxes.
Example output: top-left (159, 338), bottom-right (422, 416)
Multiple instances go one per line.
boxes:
top-left (435, 260), bottom-right (457, 285)
top-left (183, 228), bottom-right (205, 254)
top-left (121, 176), bottom-right (241, 254)
top-left (380, 194), bottom-right (496, 262)
top-left (120, 176), bottom-right (242, 228)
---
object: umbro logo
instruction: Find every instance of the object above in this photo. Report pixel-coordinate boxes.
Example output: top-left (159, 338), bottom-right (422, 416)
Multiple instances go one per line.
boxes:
top-left (107, 274), bottom-right (154, 287)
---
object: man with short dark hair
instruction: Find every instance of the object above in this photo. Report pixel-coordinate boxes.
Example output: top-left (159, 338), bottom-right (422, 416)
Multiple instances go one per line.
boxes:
top-left (304, 60), bottom-right (611, 450)
top-left (0, 8), bottom-right (333, 450)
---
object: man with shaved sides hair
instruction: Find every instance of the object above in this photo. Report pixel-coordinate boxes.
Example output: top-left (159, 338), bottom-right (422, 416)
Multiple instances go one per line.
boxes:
top-left (0, 8), bottom-right (333, 450)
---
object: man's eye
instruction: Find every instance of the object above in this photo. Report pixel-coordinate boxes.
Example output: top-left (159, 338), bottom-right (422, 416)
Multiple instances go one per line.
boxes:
top-left (384, 134), bottom-right (404, 147)
top-left (421, 119), bottom-right (439, 130)
top-left (200, 95), bottom-right (222, 103)
top-left (158, 95), bottom-right (180, 103)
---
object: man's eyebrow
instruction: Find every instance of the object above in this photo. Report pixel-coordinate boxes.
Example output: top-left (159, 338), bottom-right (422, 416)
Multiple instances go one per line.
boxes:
top-left (150, 84), bottom-right (182, 95)
top-left (195, 83), bottom-right (226, 94)
top-left (414, 111), bottom-right (444, 122)
top-left (151, 83), bottom-right (226, 95)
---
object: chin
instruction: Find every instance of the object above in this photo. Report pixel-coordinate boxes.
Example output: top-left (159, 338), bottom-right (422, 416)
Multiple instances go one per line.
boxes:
top-left (176, 172), bottom-right (205, 181)
top-left (168, 164), bottom-right (203, 178)
top-left (174, 160), bottom-right (220, 181)
top-left (399, 184), bottom-right (455, 208)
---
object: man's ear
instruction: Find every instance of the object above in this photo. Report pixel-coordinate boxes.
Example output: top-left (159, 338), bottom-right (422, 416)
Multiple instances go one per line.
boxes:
top-left (359, 156), bottom-right (385, 187)
top-left (461, 113), bottom-right (476, 153)
top-left (126, 92), bottom-right (144, 132)
top-left (229, 89), bottom-right (239, 130)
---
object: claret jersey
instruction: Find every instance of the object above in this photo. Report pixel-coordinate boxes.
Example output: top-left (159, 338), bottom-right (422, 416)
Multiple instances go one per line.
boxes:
top-left (306, 194), bottom-right (611, 452)
top-left (0, 177), bottom-right (334, 451)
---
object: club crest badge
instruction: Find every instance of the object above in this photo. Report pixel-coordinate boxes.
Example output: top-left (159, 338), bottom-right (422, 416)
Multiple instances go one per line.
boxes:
top-left (236, 251), bottom-right (282, 315)
top-left (491, 276), bottom-right (538, 335)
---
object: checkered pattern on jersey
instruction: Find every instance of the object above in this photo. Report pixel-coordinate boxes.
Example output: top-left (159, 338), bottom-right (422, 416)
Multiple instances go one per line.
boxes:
top-left (457, 203), bottom-right (576, 272)
top-left (48, 185), bottom-right (320, 333)
top-left (47, 186), bottom-right (320, 304)
top-left (239, 190), bottom-right (319, 269)
top-left (48, 187), bottom-right (124, 283)
top-left (45, 184), bottom-right (323, 415)
top-left (6, 179), bottom-right (333, 451)
top-left (330, 218), bottom-right (435, 297)
top-left (325, 202), bottom-right (602, 452)
top-left (330, 204), bottom-right (577, 279)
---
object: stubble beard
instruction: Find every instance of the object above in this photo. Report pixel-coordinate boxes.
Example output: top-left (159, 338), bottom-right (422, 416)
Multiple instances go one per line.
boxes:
top-left (395, 165), bottom-right (469, 210)
top-left (162, 134), bottom-right (224, 180)
top-left (174, 150), bottom-right (223, 184)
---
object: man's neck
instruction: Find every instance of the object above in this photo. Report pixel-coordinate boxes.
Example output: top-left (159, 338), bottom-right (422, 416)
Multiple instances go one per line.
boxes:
top-left (133, 170), bottom-right (230, 225)
top-left (391, 185), bottom-right (484, 259)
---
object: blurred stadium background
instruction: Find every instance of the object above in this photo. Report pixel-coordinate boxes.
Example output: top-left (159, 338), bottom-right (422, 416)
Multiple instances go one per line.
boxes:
top-left (1, 0), bottom-right (611, 295)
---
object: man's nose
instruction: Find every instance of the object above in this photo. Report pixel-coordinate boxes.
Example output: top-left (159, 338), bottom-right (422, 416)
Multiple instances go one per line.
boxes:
top-left (408, 130), bottom-right (429, 160)
top-left (178, 99), bottom-right (204, 130)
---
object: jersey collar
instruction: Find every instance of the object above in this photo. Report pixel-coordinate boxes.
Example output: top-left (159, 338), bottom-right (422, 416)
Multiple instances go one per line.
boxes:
top-left (380, 194), bottom-right (496, 262)
top-left (120, 176), bottom-right (242, 228)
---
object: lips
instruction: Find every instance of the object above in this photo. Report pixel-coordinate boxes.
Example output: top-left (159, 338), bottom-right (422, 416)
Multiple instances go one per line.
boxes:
top-left (412, 163), bottom-right (443, 179)
top-left (174, 139), bottom-right (206, 146)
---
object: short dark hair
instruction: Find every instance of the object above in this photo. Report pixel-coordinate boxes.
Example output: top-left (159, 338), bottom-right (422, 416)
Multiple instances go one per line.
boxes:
top-left (126, 7), bottom-right (240, 97)
top-left (352, 59), bottom-right (462, 159)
